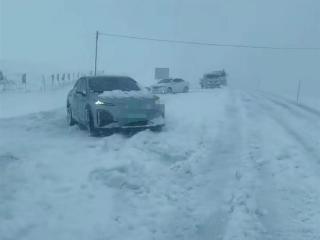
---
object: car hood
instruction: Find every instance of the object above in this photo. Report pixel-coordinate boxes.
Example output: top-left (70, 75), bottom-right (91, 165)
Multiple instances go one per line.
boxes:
top-left (98, 90), bottom-right (153, 99)
top-left (96, 90), bottom-right (157, 105)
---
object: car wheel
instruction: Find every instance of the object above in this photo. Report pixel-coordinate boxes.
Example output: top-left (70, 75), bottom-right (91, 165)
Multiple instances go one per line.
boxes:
top-left (183, 86), bottom-right (189, 93)
top-left (86, 109), bottom-right (99, 136)
top-left (150, 125), bottom-right (163, 132)
top-left (167, 87), bottom-right (173, 94)
top-left (67, 105), bottom-right (76, 126)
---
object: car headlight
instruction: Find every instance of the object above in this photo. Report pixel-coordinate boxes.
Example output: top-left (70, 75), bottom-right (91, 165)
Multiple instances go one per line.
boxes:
top-left (95, 100), bottom-right (105, 105)
top-left (95, 100), bottom-right (115, 106)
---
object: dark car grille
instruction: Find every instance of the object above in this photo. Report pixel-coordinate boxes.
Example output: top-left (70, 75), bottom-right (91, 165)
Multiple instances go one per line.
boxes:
top-left (97, 110), bottom-right (114, 127)
top-left (124, 120), bottom-right (148, 127)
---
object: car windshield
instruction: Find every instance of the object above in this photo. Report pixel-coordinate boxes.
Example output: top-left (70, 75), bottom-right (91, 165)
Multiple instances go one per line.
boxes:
top-left (158, 79), bottom-right (172, 83)
top-left (89, 77), bottom-right (140, 92)
top-left (206, 74), bottom-right (218, 79)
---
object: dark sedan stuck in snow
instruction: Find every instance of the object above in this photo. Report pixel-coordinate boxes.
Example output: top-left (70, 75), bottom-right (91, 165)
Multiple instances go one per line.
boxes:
top-left (67, 76), bottom-right (165, 135)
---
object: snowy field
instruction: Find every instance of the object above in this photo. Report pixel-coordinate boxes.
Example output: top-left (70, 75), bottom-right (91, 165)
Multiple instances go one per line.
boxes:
top-left (1, 87), bottom-right (320, 240)
top-left (0, 88), bottom-right (71, 118)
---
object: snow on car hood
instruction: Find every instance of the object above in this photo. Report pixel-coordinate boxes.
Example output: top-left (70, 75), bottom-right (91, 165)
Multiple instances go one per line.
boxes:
top-left (98, 90), bottom-right (154, 99)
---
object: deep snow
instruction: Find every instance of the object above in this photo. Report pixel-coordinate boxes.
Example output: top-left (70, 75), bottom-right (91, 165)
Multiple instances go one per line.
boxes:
top-left (1, 88), bottom-right (320, 240)
top-left (0, 87), bottom-right (71, 118)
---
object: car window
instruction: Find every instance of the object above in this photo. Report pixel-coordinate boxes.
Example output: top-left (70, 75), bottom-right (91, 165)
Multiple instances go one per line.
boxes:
top-left (173, 78), bottom-right (183, 83)
top-left (74, 78), bottom-right (85, 92)
top-left (73, 79), bottom-right (81, 90)
top-left (159, 79), bottom-right (172, 83)
top-left (205, 74), bottom-right (215, 79)
top-left (89, 76), bottom-right (140, 92)
top-left (77, 79), bottom-right (84, 91)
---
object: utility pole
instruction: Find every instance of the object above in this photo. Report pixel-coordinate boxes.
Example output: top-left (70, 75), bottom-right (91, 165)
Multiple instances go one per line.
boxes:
top-left (296, 79), bottom-right (302, 104)
top-left (257, 78), bottom-right (261, 91)
top-left (94, 31), bottom-right (99, 76)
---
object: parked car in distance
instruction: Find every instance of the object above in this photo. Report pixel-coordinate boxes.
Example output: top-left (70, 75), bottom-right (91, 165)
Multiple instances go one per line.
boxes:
top-left (151, 78), bottom-right (189, 94)
top-left (200, 70), bottom-right (227, 89)
top-left (67, 75), bottom-right (165, 136)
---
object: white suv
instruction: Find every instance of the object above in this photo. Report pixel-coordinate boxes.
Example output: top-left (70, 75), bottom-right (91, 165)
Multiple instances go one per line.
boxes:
top-left (151, 78), bottom-right (189, 94)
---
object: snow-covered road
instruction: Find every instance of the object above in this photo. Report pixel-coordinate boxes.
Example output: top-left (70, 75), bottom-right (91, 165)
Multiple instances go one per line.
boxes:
top-left (1, 88), bottom-right (320, 240)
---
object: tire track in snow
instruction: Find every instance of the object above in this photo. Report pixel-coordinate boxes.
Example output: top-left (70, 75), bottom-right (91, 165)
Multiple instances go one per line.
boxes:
top-left (245, 92), bottom-right (320, 239)
top-left (100, 90), bottom-right (256, 240)
top-left (219, 91), bottom-right (267, 240)
top-left (193, 90), bottom-right (246, 240)
top-left (82, 89), bottom-right (244, 240)
top-left (262, 94), bottom-right (320, 137)
top-left (240, 92), bottom-right (294, 240)
top-left (260, 92), bottom-right (320, 118)
top-left (257, 94), bottom-right (320, 164)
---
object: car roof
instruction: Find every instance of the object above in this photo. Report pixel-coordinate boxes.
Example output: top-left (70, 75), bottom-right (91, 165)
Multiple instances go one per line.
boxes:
top-left (87, 75), bottom-right (131, 79)
top-left (86, 75), bottom-right (136, 81)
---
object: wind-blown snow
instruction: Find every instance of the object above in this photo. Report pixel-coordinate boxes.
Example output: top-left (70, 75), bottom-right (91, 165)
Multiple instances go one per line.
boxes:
top-left (1, 88), bottom-right (320, 240)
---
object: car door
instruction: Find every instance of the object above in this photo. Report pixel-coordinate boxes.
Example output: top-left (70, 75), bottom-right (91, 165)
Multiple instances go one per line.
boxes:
top-left (70, 79), bottom-right (81, 121)
top-left (76, 78), bottom-right (89, 124)
top-left (172, 79), bottom-right (180, 92)
top-left (181, 79), bottom-right (188, 91)
top-left (173, 78), bottom-right (183, 92)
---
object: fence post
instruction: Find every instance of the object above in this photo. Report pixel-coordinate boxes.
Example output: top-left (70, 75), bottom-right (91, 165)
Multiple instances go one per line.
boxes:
top-left (22, 73), bottom-right (27, 90)
top-left (41, 75), bottom-right (46, 91)
top-left (296, 79), bottom-right (302, 104)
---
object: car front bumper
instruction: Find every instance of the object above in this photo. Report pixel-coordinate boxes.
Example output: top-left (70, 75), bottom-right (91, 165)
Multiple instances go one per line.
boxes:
top-left (99, 116), bottom-right (165, 129)
top-left (94, 104), bottom-right (165, 129)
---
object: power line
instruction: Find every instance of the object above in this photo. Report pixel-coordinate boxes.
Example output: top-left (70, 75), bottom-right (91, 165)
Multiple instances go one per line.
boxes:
top-left (99, 32), bottom-right (320, 51)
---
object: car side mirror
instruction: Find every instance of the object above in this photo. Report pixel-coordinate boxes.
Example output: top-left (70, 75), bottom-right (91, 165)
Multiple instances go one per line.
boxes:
top-left (76, 90), bottom-right (86, 96)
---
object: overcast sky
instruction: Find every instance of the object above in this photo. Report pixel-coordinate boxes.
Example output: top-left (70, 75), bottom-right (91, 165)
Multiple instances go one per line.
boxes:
top-left (1, 0), bottom-right (320, 96)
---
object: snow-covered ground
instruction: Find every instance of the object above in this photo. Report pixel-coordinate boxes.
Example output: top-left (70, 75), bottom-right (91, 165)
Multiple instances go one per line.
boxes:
top-left (1, 88), bottom-right (320, 240)
top-left (0, 87), bottom-right (71, 118)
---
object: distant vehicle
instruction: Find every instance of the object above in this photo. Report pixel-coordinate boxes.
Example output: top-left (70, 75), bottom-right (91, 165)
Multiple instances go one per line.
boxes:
top-left (0, 71), bottom-right (4, 82)
top-left (151, 78), bottom-right (189, 94)
top-left (67, 76), bottom-right (165, 136)
top-left (0, 71), bottom-right (4, 91)
top-left (200, 70), bottom-right (227, 89)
